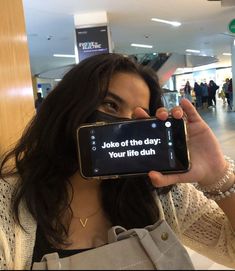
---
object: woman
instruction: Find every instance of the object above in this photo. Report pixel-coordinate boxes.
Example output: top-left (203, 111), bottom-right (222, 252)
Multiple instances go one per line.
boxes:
top-left (0, 53), bottom-right (235, 269)
top-left (223, 78), bottom-right (231, 109)
top-left (208, 80), bottom-right (219, 107)
top-left (183, 81), bottom-right (192, 102)
top-left (193, 82), bottom-right (202, 109)
top-left (228, 78), bottom-right (233, 110)
top-left (200, 82), bottom-right (209, 109)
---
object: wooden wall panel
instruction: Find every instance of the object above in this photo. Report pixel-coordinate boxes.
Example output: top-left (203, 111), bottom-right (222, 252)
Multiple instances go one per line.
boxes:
top-left (0, 0), bottom-right (35, 156)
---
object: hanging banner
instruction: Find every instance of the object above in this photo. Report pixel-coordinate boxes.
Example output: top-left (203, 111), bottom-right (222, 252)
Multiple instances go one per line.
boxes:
top-left (75, 25), bottom-right (110, 62)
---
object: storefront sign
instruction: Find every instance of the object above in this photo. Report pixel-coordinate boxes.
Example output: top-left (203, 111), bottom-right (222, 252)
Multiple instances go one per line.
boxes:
top-left (228, 19), bottom-right (235, 34)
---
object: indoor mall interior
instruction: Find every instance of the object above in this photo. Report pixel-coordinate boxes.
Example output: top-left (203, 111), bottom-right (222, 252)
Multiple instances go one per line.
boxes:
top-left (0, 0), bottom-right (235, 270)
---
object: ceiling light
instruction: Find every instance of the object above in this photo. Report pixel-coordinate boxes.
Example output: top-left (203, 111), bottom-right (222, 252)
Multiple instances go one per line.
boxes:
top-left (222, 53), bottom-right (232, 56)
top-left (131, 43), bottom-right (153, 48)
top-left (151, 18), bottom-right (181, 27)
top-left (54, 79), bottom-right (62, 81)
top-left (53, 54), bottom-right (76, 58)
top-left (186, 49), bottom-right (201, 53)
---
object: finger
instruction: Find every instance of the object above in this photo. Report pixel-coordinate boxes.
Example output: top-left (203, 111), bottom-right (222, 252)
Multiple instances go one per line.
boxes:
top-left (155, 107), bottom-right (169, 120)
top-left (148, 170), bottom-right (187, 187)
top-left (180, 98), bottom-right (202, 123)
top-left (170, 106), bottom-right (184, 119)
top-left (133, 107), bottom-right (150, 119)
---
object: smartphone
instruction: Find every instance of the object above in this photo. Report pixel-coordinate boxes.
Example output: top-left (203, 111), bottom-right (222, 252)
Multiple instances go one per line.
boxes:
top-left (77, 117), bottom-right (190, 179)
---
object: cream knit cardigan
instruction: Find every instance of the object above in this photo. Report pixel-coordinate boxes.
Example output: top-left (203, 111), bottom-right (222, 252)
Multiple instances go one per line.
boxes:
top-left (1, 179), bottom-right (235, 270)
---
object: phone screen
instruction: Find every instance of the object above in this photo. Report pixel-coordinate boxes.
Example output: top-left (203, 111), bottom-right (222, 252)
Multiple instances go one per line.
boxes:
top-left (77, 118), bottom-right (190, 179)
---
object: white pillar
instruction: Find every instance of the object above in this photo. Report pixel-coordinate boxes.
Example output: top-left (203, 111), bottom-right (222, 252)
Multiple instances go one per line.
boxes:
top-left (231, 39), bottom-right (235, 111)
top-left (73, 11), bottom-right (113, 64)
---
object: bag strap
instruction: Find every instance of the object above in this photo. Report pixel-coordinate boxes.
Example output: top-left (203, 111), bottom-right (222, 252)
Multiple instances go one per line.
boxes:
top-left (32, 253), bottom-right (61, 270)
top-left (109, 226), bottom-right (161, 269)
top-left (108, 191), bottom-right (165, 243)
top-left (134, 228), bottom-right (162, 269)
top-left (108, 219), bottom-right (163, 243)
top-left (108, 225), bottom-right (127, 242)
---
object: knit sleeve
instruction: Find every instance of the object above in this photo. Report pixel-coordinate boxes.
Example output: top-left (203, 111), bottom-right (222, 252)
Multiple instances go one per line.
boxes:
top-left (0, 178), bottom-right (37, 270)
top-left (159, 183), bottom-right (235, 269)
top-left (0, 180), bottom-right (16, 270)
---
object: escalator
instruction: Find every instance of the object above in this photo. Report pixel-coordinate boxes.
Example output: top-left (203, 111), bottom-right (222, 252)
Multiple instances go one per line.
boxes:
top-left (131, 52), bottom-right (170, 70)
top-left (140, 53), bottom-right (170, 71)
top-left (130, 52), bottom-right (218, 87)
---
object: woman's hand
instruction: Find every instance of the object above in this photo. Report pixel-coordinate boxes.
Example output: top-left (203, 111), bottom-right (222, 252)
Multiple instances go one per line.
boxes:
top-left (134, 98), bottom-right (227, 188)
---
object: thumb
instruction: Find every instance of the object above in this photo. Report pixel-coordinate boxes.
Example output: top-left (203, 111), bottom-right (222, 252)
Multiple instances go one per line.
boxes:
top-left (133, 107), bottom-right (150, 119)
top-left (148, 171), bottom-right (187, 187)
top-left (180, 98), bottom-right (202, 123)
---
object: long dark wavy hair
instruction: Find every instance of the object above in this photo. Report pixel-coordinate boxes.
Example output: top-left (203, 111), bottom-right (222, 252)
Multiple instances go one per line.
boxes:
top-left (0, 53), bottom-right (171, 247)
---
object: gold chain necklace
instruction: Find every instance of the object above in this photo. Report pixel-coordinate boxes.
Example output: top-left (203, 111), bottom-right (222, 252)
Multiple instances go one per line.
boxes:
top-left (73, 207), bottom-right (101, 228)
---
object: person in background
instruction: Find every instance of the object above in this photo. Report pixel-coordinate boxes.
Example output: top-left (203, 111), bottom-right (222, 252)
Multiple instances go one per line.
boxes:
top-left (45, 87), bottom-right (51, 97)
top-left (193, 82), bottom-right (202, 109)
top-left (200, 82), bottom-right (208, 109)
top-left (183, 81), bottom-right (192, 102)
top-left (208, 80), bottom-right (219, 108)
top-left (218, 86), bottom-right (226, 105)
top-left (0, 54), bottom-right (235, 269)
top-left (228, 78), bottom-right (233, 110)
top-left (34, 92), bottom-right (44, 113)
top-left (223, 78), bottom-right (230, 108)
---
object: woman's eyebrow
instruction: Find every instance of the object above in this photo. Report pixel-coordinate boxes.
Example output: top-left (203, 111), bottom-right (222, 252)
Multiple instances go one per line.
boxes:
top-left (106, 91), bottom-right (150, 114)
top-left (106, 92), bottom-right (126, 105)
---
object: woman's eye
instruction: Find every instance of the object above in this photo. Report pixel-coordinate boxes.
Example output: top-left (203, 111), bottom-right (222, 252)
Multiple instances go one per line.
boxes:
top-left (101, 101), bottom-right (119, 113)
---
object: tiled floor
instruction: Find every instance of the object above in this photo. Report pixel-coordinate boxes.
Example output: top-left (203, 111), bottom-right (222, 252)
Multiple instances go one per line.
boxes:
top-left (199, 100), bottom-right (235, 160)
top-left (185, 99), bottom-right (235, 270)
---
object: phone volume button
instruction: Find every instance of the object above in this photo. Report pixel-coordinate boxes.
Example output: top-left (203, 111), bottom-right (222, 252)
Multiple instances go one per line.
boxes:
top-left (110, 175), bottom-right (119, 179)
top-left (101, 175), bottom-right (119, 180)
top-left (95, 121), bottom-right (106, 126)
top-left (168, 149), bottom-right (176, 168)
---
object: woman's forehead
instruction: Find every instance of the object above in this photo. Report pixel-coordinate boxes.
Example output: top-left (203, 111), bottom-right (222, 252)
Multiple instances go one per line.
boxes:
top-left (108, 72), bottom-right (150, 108)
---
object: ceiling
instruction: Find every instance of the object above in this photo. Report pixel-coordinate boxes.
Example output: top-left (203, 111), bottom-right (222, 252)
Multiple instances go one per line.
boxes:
top-left (22, 0), bottom-right (235, 79)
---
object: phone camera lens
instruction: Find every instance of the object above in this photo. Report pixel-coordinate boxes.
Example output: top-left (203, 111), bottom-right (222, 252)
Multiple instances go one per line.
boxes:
top-left (165, 121), bottom-right (171, 128)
